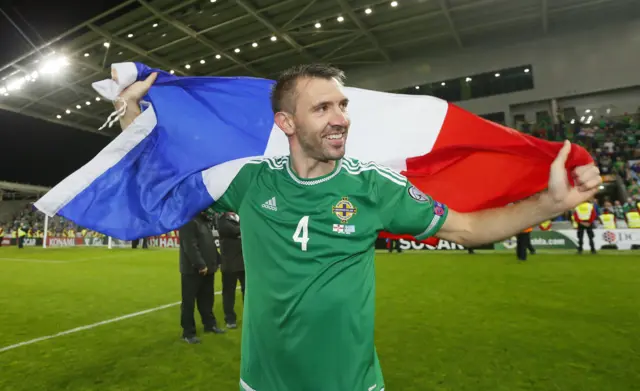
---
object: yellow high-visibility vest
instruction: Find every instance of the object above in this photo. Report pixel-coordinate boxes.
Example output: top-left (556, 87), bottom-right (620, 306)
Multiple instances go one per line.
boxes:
top-left (575, 202), bottom-right (594, 221)
top-left (600, 214), bottom-right (616, 229)
top-left (539, 220), bottom-right (552, 231)
top-left (627, 211), bottom-right (640, 228)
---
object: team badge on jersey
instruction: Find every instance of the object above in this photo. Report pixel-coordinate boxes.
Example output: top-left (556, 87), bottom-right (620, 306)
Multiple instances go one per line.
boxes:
top-left (433, 201), bottom-right (445, 216)
top-left (408, 185), bottom-right (432, 204)
top-left (332, 197), bottom-right (357, 223)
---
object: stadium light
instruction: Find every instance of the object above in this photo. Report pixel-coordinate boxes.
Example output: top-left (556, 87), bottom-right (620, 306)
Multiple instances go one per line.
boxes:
top-left (270, 36), bottom-right (277, 42)
top-left (95, 97), bottom-right (101, 101)
top-left (6, 77), bottom-right (25, 91)
top-left (153, 23), bottom-right (158, 28)
top-left (415, 86), bottom-right (420, 90)
top-left (234, 48), bottom-right (241, 53)
top-left (85, 101), bottom-right (91, 106)
top-left (465, 77), bottom-right (472, 82)
top-left (127, 33), bottom-right (134, 38)
top-left (524, 68), bottom-right (530, 73)
top-left (200, 59), bottom-right (206, 64)
top-left (84, 53), bottom-right (90, 57)
top-left (39, 56), bottom-right (69, 75)
top-left (103, 42), bottom-right (110, 48)
top-left (65, 109), bottom-right (71, 114)
top-left (495, 73), bottom-right (500, 77)
top-left (391, 1), bottom-right (398, 7)
top-left (337, 16), bottom-right (344, 22)
top-left (570, 119), bottom-right (575, 124)
top-left (185, 64), bottom-right (191, 69)
top-left (580, 116), bottom-right (585, 122)
top-left (76, 105), bottom-right (81, 109)
top-left (215, 54), bottom-right (221, 59)
top-left (585, 109), bottom-right (591, 113)
top-left (170, 70), bottom-right (175, 74)
top-left (252, 42), bottom-right (258, 48)
top-left (315, 22), bottom-right (321, 28)
top-left (365, 8), bottom-right (372, 14)
top-left (56, 115), bottom-right (61, 119)
top-left (441, 82), bottom-right (446, 86)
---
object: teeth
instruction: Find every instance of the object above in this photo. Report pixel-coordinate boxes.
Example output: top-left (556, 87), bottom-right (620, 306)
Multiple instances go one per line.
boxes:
top-left (326, 134), bottom-right (343, 140)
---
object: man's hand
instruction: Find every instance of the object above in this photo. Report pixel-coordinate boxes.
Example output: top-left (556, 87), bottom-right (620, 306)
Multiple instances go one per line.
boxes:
top-left (199, 266), bottom-right (208, 276)
top-left (115, 72), bottom-right (158, 130)
top-left (546, 140), bottom-right (602, 213)
top-left (118, 72), bottom-right (158, 104)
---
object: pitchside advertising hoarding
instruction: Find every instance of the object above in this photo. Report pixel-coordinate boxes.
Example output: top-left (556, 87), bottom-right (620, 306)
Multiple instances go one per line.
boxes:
top-left (2, 230), bottom-right (639, 250)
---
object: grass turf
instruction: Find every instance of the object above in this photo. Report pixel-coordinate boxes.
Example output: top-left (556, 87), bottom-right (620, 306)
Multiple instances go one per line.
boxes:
top-left (0, 247), bottom-right (639, 390)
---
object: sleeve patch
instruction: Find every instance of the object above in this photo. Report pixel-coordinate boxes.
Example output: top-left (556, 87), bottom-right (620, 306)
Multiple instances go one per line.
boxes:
top-left (408, 185), bottom-right (432, 204)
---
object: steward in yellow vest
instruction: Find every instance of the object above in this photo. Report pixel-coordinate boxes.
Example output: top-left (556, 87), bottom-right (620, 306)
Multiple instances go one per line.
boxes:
top-left (627, 211), bottom-right (640, 228)
top-left (573, 202), bottom-right (596, 254)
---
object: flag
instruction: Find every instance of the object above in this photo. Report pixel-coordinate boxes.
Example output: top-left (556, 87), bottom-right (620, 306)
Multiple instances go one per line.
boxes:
top-left (34, 62), bottom-right (593, 241)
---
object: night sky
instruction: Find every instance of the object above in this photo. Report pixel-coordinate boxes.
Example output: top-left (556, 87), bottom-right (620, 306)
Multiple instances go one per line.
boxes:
top-left (0, 0), bottom-right (124, 187)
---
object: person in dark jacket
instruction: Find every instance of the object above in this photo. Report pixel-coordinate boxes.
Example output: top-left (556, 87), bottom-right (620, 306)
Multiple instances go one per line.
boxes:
top-left (179, 212), bottom-right (225, 344)
top-left (216, 212), bottom-right (245, 329)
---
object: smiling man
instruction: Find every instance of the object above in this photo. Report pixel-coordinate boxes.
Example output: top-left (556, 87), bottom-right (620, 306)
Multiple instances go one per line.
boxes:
top-left (116, 64), bottom-right (601, 391)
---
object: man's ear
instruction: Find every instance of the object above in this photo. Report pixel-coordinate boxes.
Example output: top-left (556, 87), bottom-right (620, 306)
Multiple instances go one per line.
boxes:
top-left (275, 112), bottom-right (295, 136)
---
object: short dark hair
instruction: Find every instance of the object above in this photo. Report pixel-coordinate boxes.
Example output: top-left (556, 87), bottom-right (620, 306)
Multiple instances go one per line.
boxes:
top-left (271, 64), bottom-right (346, 114)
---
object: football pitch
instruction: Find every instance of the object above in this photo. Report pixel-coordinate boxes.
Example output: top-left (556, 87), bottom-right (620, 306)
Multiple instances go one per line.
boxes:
top-left (0, 247), bottom-right (639, 391)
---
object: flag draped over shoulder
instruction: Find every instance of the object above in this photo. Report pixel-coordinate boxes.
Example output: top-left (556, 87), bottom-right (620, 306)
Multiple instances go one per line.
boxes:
top-left (34, 62), bottom-right (593, 241)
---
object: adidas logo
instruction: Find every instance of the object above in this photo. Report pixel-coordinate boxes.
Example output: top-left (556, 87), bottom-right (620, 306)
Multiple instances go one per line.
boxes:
top-left (262, 197), bottom-right (277, 211)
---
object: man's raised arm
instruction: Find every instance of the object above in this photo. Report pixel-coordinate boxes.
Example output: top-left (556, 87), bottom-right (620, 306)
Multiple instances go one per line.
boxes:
top-left (436, 141), bottom-right (602, 247)
top-left (113, 72), bottom-right (158, 130)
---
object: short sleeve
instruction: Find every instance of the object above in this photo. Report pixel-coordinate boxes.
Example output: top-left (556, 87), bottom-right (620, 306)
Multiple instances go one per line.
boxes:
top-left (209, 162), bottom-right (260, 214)
top-left (377, 174), bottom-right (448, 241)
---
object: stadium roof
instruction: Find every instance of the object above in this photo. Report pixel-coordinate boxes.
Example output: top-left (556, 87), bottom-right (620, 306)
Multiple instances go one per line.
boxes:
top-left (0, 0), bottom-right (637, 137)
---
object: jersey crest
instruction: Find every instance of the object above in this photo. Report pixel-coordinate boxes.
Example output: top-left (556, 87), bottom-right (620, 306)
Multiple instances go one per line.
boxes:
top-left (332, 197), bottom-right (357, 223)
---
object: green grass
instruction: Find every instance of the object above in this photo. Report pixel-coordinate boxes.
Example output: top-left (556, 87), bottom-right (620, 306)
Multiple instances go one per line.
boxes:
top-left (0, 247), bottom-right (639, 391)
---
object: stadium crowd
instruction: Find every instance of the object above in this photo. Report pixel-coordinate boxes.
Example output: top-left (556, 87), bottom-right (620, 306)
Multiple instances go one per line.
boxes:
top-left (520, 111), bottom-right (640, 228)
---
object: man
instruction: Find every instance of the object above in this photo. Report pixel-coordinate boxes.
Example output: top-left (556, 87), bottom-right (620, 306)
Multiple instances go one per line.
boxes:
top-left (386, 238), bottom-right (402, 253)
top-left (178, 211), bottom-right (225, 344)
top-left (515, 226), bottom-right (536, 261)
top-left (216, 212), bottom-right (245, 329)
top-left (573, 200), bottom-right (597, 254)
top-left (116, 64), bottom-right (601, 390)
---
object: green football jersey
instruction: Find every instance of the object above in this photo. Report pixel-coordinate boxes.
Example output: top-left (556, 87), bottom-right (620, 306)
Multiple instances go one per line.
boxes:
top-left (212, 156), bottom-right (448, 391)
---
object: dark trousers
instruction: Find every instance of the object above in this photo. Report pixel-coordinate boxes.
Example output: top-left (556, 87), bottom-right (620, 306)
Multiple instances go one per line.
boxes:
top-left (577, 225), bottom-right (595, 252)
top-left (222, 271), bottom-right (245, 324)
top-left (17, 236), bottom-right (24, 249)
top-left (516, 232), bottom-right (535, 260)
top-left (387, 239), bottom-right (402, 253)
top-left (180, 273), bottom-right (216, 338)
top-left (132, 238), bottom-right (148, 249)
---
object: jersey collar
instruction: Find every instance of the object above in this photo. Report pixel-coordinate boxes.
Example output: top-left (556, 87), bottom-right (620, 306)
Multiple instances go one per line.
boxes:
top-left (285, 156), bottom-right (342, 186)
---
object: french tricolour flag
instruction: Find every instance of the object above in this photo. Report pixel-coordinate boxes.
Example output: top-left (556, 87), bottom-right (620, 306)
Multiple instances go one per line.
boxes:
top-left (34, 62), bottom-right (592, 241)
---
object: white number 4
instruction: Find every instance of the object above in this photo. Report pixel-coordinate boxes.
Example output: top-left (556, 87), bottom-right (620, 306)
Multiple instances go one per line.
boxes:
top-left (293, 216), bottom-right (310, 251)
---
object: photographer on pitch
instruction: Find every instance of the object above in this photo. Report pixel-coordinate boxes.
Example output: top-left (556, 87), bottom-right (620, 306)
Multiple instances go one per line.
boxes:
top-left (179, 211), bottom-right (225, 344)
top-left (216, 212), bottom-right (246, 329)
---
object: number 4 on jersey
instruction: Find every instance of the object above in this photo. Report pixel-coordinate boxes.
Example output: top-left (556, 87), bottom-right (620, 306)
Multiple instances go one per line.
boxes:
top-left (293, 216), bottom-right (310, 251)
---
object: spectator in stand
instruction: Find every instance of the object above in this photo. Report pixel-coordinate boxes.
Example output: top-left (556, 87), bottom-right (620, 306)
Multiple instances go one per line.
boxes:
top-left (573, 200), bottom-right (597, 254)
top-left (603, 136), bottom-right (615, 154)
top-left (613, 200), bottom-right (626, 221)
